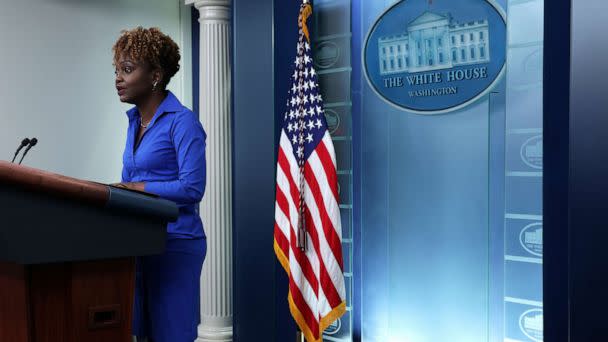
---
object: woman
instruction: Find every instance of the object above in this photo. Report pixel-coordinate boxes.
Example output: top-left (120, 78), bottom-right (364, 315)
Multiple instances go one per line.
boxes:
top-left (112, 27), bottom-right (207, 342)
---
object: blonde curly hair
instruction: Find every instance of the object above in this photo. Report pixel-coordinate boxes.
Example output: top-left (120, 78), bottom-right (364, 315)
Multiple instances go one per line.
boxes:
top-left (112, 26), bottom-right (180, 88)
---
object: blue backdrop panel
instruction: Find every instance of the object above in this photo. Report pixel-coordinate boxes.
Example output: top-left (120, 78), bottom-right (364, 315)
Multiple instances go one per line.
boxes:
top-left (353, 1), bottom-right (508, 341)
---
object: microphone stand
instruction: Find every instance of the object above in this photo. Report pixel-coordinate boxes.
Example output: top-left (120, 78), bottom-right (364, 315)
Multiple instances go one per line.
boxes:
top-left (11, 138), bottom-right (30, 163)
top-left (18, 138), bottom-right (38, 165)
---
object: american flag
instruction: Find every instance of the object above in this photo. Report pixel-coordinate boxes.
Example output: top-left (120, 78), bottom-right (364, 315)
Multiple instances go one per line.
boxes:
top-left (273, 1), bottom-right (346, 342)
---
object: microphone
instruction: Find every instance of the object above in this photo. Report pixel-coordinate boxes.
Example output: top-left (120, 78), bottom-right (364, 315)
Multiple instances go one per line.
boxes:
top-left (18, 138), bottom-right (38, 165)
top-left (11, 138), bottom-right (31, 163)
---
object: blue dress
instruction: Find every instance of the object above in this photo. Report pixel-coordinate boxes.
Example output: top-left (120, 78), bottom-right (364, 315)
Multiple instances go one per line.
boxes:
top-left (121, 91), bottom-right (207, 342)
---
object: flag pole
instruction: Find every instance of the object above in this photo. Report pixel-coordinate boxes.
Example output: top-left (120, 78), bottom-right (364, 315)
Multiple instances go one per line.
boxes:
top-left (296, 328), bottom-right (306, 342)
top-left (297, 2), bottom-right (312, 342)
top-left (296, 0), bottom-right (313, 253)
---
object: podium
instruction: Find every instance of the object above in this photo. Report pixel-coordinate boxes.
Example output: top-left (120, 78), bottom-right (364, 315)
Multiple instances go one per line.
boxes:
top-left (0, 160), bottom-right (178, 342)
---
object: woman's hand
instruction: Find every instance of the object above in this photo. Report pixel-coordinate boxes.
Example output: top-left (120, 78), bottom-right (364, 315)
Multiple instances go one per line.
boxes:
top-left (110, 182), bottom-right (127, 189)
top-left (111, 182), bottom-right (145, 192)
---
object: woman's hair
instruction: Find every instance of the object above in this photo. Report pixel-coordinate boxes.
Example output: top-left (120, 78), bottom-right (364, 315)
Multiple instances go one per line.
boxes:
top-left (112, 27), bottom-right (180, 88)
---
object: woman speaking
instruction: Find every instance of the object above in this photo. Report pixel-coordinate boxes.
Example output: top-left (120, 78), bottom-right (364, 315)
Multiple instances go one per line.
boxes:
top-left (112, 27), bottom-right (207, 342)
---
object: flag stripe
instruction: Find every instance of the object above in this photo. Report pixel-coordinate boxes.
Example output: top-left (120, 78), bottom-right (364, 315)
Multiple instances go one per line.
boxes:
top-left (279, 132), bottom-right (302, 193)
top-left (278, 142), bottom-right (302, 202)
top-left (304, 205), bottom-right (344, 310)
top-left (303, 180), bottom-right (345, 305)
top-left (289, 282), bottom-right (320, 340)
top-left (279, 142), bottom-right (344, 306)
top-left (307, 149), bottom-right (342, 241)
top-left (314, 137), bottom-right (339, 202)
top-left (288, 226), bottom-right (319, 312)
top-left (274, 187), bottom-right (292, 245)
top-left (288, 241), bottom-right (321, 337)
top-left (274, 223), bottom-right (290, 260)
top-left (276, 162), bottom-right (327, 318)
top-left (304, 160), bottom-right (344, 271)
top-left (320, 133), bottom-right (337, 169)
top-left (276, 173), bottom-right (320, 296)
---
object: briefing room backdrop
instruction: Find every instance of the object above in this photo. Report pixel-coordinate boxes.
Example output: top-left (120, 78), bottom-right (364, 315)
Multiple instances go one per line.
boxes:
top-left (234, 0), bottom-right (516, 341)
top-left (230, 1), bottom-right (606, 342)
top-left (1, 0), bottom-right (607, 341)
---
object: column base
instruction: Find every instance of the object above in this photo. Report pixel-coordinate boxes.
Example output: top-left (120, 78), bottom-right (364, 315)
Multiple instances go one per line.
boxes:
top-left (196, 325), bottom-right (233, 342)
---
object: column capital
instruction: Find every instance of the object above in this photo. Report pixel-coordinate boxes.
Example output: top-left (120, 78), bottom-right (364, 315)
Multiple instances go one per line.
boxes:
top-left (185, 0), bottom-right (231, 7)
top-left (185, 0), bottom-right (232, 22)
top-left (186, 0), bottom-right (231, 21)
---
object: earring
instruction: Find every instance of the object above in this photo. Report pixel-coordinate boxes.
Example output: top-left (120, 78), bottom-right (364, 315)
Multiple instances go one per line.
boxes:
top-left (152, 81), bottom-right (158, 91)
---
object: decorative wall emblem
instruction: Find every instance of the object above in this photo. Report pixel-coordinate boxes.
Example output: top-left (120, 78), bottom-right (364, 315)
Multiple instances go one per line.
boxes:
top-left (324, 109), bottom-right (341, 135)
top-left (519, 222), bottom-right (543, 257)
top-left (324, 317), bottom-right (342, 335)
top-left (519, 308), bottom-right (543, 342)
top-left (521, 135), bottom-right (543, 169)
top-left (364, 0), bottom-right (506, 114)
top-left (315, 41), bottom-right (341, 69)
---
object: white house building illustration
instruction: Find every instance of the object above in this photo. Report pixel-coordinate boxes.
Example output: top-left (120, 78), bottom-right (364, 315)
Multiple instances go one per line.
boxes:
top-left (525, 140), bottom-right (543, 159)
top-left (523, 314), bottom-right (543, 333)
top-left (378, 11), bottom-right (491, 74)
top-left (524, 228), bottom-right (543, 246)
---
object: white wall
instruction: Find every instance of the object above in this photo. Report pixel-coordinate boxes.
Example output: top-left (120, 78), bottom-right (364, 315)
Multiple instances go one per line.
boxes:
top-left (0, 0), bottom-right (193, 183)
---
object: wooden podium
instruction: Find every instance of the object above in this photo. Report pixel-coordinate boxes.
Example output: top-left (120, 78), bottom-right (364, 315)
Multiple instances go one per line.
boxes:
top-left (0, 161), bottom-right (178, 342)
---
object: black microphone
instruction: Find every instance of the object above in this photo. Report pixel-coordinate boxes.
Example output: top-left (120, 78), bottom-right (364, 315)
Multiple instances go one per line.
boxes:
top-left (18, 138), bottom-right (38, 165)
top-left (11, 138), bottom-right (31, 163)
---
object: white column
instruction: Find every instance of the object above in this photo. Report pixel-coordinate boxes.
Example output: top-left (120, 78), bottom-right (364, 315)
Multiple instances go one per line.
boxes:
top-left (185, 1), bottom-right (233, 341)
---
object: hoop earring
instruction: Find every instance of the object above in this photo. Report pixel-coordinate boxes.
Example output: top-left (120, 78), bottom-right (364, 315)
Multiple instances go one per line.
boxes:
top-left (152, 81), bottom-right (158, 91)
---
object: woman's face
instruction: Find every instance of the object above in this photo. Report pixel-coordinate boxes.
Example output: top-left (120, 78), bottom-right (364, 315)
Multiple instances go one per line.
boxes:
top-left (114, 55), bottom-right (156, 104)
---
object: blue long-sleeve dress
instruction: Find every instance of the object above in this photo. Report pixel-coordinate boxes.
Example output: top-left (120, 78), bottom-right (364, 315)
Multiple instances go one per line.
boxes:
top-left (121, 91), bottom-right (207, 342)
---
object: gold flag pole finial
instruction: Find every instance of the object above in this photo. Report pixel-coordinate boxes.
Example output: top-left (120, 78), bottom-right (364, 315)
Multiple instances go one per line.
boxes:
top-left (299, 2), bottom-right (313, 43)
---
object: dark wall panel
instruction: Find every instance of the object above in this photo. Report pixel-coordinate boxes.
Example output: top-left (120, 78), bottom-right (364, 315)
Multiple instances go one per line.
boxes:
top-left (543, 0), bottom-right (571, 341)
top-left (232, 0), bottom-right (277, 341)
top-left (273, 0), bottom-right (301, 341)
